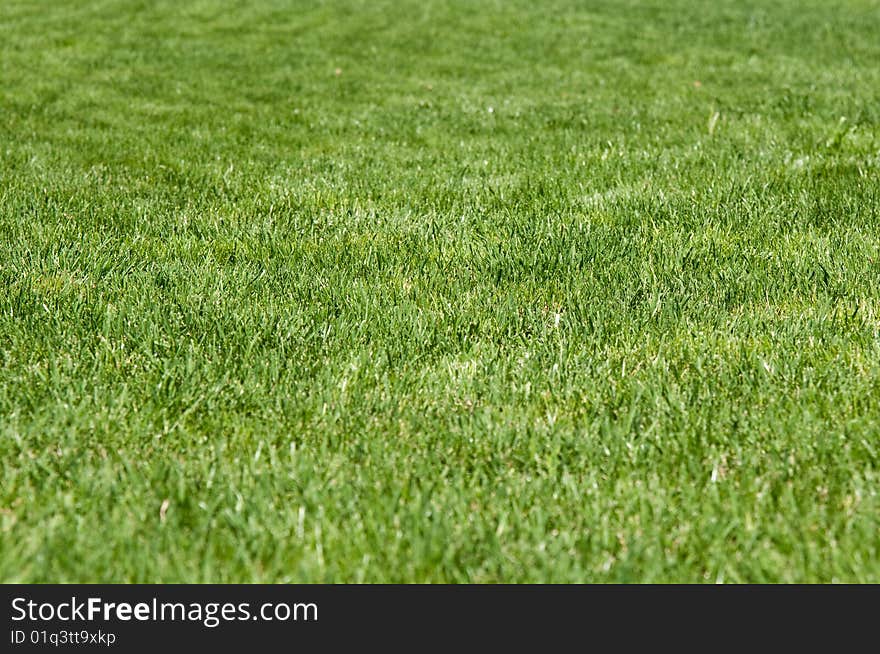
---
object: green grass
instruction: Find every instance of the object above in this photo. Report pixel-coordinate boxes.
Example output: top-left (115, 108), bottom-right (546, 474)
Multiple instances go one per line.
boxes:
top-left (1, 0), bottom-right (879, 583)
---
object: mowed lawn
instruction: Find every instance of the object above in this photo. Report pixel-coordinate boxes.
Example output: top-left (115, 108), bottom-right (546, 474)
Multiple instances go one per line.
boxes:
top-left (1, 0), bottom-right (878, 583)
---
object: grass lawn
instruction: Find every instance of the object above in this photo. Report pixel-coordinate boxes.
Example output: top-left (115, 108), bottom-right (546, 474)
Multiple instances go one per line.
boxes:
top-left (1, 0), bottom-right (878, 583)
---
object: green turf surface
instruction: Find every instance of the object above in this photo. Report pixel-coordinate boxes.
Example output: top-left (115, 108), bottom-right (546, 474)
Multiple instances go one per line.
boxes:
top-left (1, 0), bottom-right (878, 582)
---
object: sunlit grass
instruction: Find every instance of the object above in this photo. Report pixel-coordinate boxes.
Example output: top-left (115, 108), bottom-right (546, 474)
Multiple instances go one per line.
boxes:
top-left (1, 0), bottom-right (878, 582)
